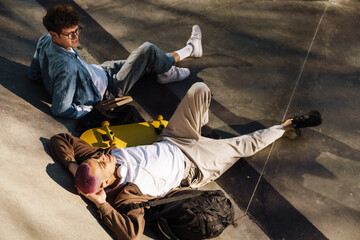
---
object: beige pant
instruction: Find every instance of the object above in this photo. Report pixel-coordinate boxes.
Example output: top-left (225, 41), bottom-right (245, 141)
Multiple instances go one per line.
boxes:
top-left (157, 82), bottom-right (285, 188)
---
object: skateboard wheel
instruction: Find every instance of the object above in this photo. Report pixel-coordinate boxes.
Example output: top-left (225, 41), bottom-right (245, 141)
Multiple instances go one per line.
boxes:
top-left (156, 115), bottom-right (163, 121)
top-left (101, 121), bottom-right (110, 127)
top-left (109, 139), bottom-right (116, 146)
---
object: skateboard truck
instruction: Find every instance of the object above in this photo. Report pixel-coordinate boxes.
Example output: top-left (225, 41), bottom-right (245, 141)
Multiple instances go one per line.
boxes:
top-left (154, 115), bottom-right (165, 135)
top-left (101, 121), bottom-right (116, 146)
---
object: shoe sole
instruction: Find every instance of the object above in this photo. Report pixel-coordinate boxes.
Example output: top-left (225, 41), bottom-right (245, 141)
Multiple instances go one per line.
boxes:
top-left (187, 25), bottom-right (202, 58)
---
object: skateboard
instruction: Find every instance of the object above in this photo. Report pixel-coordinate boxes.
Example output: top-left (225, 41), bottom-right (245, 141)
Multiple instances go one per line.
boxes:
top-left (80, 115), bottom-right (168, 149)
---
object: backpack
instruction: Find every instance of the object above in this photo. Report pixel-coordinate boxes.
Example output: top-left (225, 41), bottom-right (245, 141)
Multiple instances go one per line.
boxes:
top-left (118, 189), bottom-right (235, 240)
top-left (77, 104), bottom-right (144, 132)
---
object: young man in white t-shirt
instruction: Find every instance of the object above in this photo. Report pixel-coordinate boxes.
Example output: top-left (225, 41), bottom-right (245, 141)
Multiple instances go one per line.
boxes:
top-left (50, 82), bottom-right (322, 198)
top-left (49, 82), bottom-right (322, 239)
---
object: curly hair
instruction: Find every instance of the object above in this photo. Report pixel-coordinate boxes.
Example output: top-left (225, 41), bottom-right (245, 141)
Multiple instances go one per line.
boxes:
top-left (43, 5), bottom-right (79, 35)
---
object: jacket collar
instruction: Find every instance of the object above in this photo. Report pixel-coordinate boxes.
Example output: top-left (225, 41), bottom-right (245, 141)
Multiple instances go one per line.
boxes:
top-left (49, 37), bottom-right (80, 59)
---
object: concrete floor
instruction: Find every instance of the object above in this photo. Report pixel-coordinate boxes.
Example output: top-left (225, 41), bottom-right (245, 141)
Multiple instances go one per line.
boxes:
top-left (0, 0), bottom-right (359, 239)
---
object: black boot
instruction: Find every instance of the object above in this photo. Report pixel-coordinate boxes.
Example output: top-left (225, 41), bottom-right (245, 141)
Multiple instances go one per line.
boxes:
top-left (291, 110), bottom-right (322, 128)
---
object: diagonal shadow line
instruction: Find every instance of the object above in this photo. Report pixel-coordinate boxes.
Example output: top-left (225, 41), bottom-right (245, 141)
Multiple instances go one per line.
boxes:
top-left (135, 0), bottom-right (319, 59)
top-left (209, 98), bottom-right (266, 134)
top-left (0, 56), bottom-right (77, 135)
top-left (217, 159), bottom-right (329, 240)
top-left (34, 0), bottom-right (129, 62)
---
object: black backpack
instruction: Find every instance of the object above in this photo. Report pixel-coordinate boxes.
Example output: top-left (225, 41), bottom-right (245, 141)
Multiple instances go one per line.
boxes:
top-left (118, 189), bottom-right (235, 240)
top-left (77, 104), bottom-right (145, 132)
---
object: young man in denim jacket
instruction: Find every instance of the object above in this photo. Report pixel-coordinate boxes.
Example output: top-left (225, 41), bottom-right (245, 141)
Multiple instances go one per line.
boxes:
top-left (28, 5), bottom-right (202, 118)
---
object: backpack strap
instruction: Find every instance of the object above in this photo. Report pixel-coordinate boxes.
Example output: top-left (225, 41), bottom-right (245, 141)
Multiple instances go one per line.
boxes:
top-left (147, 190), bottom-right (204, 207)
top-left (115, 190), bottom-right (204, 213)
top-left (156, 217), bottom-right (180, 240)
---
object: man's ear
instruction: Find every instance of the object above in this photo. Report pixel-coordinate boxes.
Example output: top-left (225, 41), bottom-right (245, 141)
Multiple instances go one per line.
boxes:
top-left (49, 31), bottom-right (59, 40)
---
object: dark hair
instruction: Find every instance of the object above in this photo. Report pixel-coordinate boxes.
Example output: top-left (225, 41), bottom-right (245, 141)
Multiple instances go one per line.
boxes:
top-left (43, 5), bottom-right (79, 35)
top-left (75, 163), bottom-right (99, 194)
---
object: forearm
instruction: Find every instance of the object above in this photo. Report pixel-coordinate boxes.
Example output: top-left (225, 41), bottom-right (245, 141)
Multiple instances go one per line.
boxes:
top-left (49, 133), bottom-right (115, 168)
top-left (98, 202), bottom-right (144, 240)
top-left (49, 133), bottom-right (102, 168)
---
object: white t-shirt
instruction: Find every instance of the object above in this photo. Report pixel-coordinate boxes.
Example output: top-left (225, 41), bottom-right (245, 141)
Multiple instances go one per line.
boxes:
top-left (68, 48), bottom-right (108, 118)
top-left (69, 48), bottom-right (108, 98)
top-left (111, 141), bottom-right (185, 196)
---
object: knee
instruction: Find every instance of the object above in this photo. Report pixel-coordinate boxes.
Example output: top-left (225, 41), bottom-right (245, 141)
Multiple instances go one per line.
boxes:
top-left (190, 82), bottom-right (211, 96)
top-left (188, 82), bottom-right (211, 107)
top-left (138, 42), bottom-right (156, 54)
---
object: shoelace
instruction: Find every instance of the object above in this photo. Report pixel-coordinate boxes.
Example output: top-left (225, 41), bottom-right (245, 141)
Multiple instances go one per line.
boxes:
top-left (164, 66), bottom-right (176, 76)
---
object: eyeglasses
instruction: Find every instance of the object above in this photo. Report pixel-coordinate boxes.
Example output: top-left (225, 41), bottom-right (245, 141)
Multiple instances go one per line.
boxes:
top-left (60, 26), bottom-right (82, 40)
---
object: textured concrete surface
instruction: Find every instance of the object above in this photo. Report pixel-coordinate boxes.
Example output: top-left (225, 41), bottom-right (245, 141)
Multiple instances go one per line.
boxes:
top-left (0, 0), bottom-right (359, 239)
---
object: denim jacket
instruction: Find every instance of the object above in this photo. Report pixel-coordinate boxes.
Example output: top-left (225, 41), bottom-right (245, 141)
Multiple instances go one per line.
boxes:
top-left (28, 34), bottom-right (102, 118)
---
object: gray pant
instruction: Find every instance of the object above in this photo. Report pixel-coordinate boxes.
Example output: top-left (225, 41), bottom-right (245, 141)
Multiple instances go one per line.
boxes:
top-left (157, 82), bottom-right (285, 188)
top-left (101, 42), bottom-right (175, 97)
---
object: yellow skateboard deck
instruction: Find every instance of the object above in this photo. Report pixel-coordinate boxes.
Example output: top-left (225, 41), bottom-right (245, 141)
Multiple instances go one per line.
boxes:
top-left (80, 116), bottom-right (168, 149)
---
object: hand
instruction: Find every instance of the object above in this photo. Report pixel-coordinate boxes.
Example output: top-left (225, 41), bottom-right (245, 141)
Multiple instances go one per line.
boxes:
top-left (281, 119), bottom-right (294, 131)
top-left (94, 99), bottom-right (115, 113)
top-left (79, 188), bottom-right (107, 208)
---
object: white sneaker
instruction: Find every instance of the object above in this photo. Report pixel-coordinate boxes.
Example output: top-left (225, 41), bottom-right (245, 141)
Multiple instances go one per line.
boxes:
top-left (157, 66), bottom-right (190, 84)
top-left (186, 25), bottom-right (202, 58)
